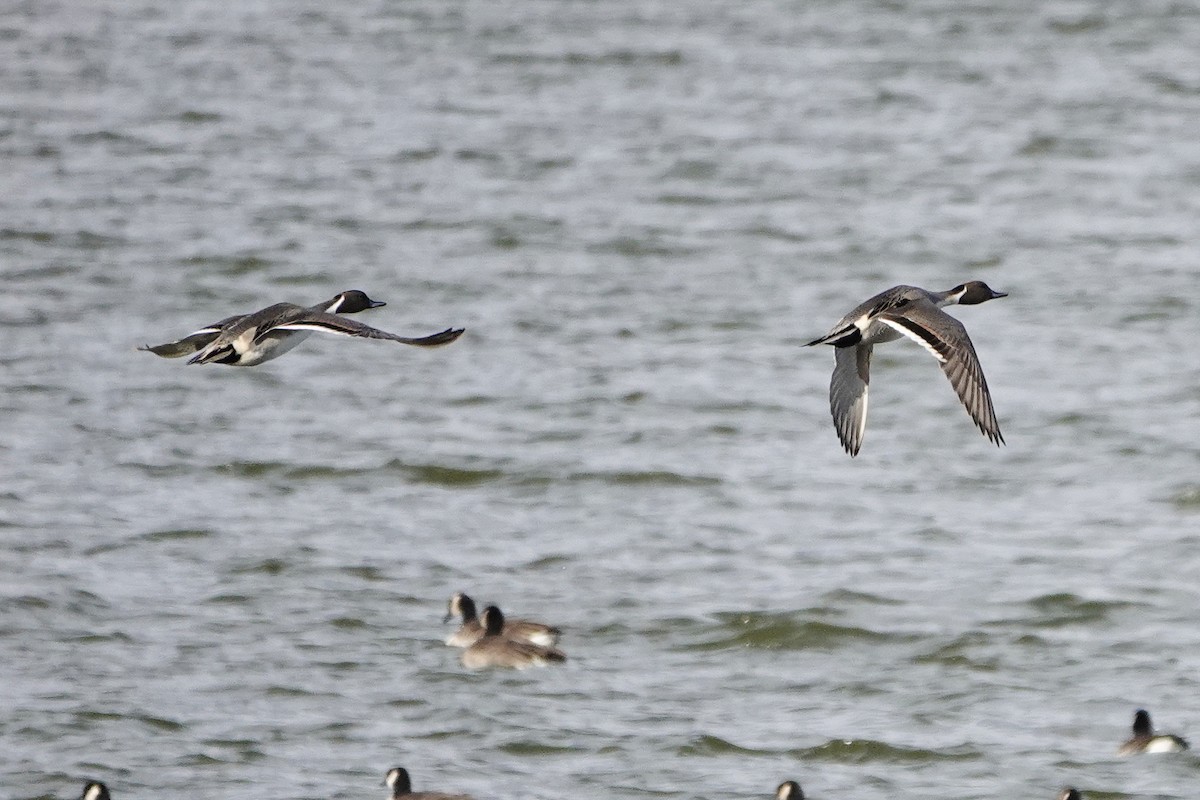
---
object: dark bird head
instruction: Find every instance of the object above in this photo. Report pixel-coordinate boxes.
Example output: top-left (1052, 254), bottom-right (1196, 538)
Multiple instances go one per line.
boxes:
top-left (81, 782), bottom-right (111, 800)
top-left (776, 781), bottom-right (804, 800)
top-left (333, 290), bottom-right (387, 313)
top-left (445, 591), bottom-right (477, 623)
top-left (384, 767), bottom-right (412, 795)
top-left (480, 605), bottom-right (506, 635)
top-left (952, 281), bottom-right (1008, 305)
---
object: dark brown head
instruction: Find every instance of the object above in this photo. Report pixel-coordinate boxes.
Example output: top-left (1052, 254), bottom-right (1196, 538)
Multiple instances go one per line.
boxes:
top-left (776, 781), bottom-right (804, 800)
top-left (480, 605), bottom-right (506, 635)
top-left (1132, 708), bottom-right (1153, 736)
top-left (384, 767), bottom-right (412, 796)
top-left (951, 281), bottom-right (1007, 305)
top-left (331, 290), bottom-right (386, 314)
top-left (81, 782), bottom-right (111, 800)
top-left (444, 591), bottom-right (477, 624)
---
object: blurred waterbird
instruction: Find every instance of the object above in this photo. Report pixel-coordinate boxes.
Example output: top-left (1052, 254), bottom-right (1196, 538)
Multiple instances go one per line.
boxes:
top-left (443, 591), bottom-right (560, 648)
top-left (384, 767), bottom-right (473, 800)
top-left (81, 782), bottom-right (111, 800)
top-left (1118, 708), bottom-right (1189, 754)
top-left (460, 606), bottom-right (567, 669)
top-left (776, 780), bottom-right (804, 799)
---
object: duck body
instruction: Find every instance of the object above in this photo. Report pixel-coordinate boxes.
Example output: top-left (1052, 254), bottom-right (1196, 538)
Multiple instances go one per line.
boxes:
top-left (1118, 709), bottom-right (1189, 755)
top-left (806, 281), bottom-right (1007, 456)
top-left (460, 606), bottom-right (567, 669)
top-left (140, 290), bottom-right (385, 361)
top-left (140, 290), bottom-right (463, 366)
top-left (188, 301), bottom-right (343, 366)
top-left (1138, 735), bottom-right (1191, 753)
top-left (443, 592), bottom-right (560, 648)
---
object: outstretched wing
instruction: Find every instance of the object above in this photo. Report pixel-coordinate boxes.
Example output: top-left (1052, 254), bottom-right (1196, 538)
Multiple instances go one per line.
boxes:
top-left (877, 305), bottom-right (1004, 446)
top-left (268, 312), bottom-right (465, 347)
top-left (829, 344), bottom-right (872, 456)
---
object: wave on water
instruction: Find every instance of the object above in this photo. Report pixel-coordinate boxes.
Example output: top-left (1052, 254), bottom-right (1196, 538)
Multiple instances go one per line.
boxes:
top-left (684, 612), bottom-right (909, 651)
top-left (387, 461), bottom-right (507, 486)
top-left (181, 739), bottom-right (267, 764)
top-left (73, 711), bottom-right (185, 733)
top-left (989, 593), bottom-right (1143, 629)
top-left (1170, 484), bottom-right (1200, 509)
top-left (675, 734), bottom-right (982, 765)
top-left (489, 48), bottom-right (684, 67)
top-left (130, 458), bottom-right (722, 490)
top-left (792, 738), bottom-right (982, 764)
top-left (677, 734), bottom-right (767, 757)
top-left (205, 459), bottom-right (507, 486)
top-left (499, 739), bottom-right (588, 756)
top-left (135, 528), bottom-right (214, 543)
top-left (914, 632), bottom-right (1001, 671)
top-left (564, 470), bottom-right (720, 487)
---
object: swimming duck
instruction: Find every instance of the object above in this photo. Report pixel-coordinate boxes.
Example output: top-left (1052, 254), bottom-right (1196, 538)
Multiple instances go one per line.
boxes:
top-left (1118, 708), bottom-right (1189, 755)
top-left (81, 781), bottom-right (111, 800)
top-left (460, 606), bottom-right (567, 669)
top-left (443, 591), bottom-right (561, 648)
top-left (776, 780), bottom-right (804, 799)
top-left (384, 767), bottom-right (473, 800)
top-left (139, 290), bottom-right (386, 360)
top-left (1058, 789), bottom-right (1082, 800)
top-left (141, 290), bottom-right (464, 366)
top-left (806, 281), bottom-right (1007, 456)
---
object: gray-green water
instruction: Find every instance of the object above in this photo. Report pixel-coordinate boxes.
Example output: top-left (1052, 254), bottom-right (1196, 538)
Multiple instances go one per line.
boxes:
top-left (3, 1), bottom-right (1200, 798)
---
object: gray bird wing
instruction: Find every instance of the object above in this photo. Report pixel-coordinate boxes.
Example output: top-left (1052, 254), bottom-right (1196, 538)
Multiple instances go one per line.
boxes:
top-left (877, 304), bottom-right (1004, 445)
top-left (829, 344), bottom-right (872, 456)
top-left (268, 312), bottom-right (464, 347)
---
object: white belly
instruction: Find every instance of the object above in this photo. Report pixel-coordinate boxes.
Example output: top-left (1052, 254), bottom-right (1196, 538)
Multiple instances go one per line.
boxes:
top-left (233, 331), bottom-right (312, 366)
top-left (1144, 736), bottom-right (1186, 753)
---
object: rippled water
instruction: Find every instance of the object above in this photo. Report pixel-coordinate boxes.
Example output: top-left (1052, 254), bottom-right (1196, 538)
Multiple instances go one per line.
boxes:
top-left (3, 1), bottom-right (1200, 798)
